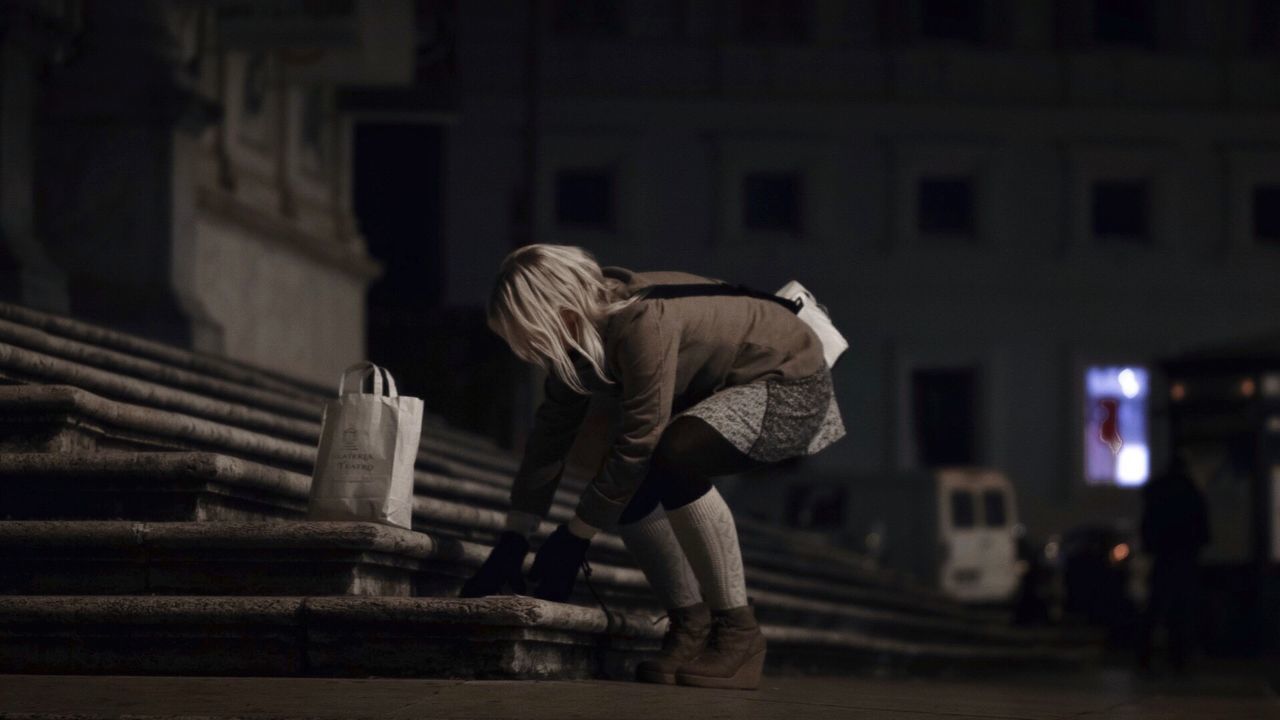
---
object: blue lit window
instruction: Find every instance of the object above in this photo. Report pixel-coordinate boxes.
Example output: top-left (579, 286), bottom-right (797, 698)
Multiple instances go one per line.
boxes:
top-left (1084, 366), bottom-right (1149, 487)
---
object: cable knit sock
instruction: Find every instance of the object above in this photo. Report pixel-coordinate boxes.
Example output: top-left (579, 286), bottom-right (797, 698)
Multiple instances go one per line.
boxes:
top-left (665, 487), bottom-right (748, 611)
top-left (618, 506), bottom-right (703, 610)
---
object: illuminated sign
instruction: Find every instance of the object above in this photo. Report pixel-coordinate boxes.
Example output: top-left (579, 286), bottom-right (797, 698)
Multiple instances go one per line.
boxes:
top-left (1084, 366), bottom-right (1150, 487)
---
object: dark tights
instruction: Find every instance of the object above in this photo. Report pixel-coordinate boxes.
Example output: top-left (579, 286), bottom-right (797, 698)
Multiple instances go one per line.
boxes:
top-left (617, 416), bottom-right (766, 526)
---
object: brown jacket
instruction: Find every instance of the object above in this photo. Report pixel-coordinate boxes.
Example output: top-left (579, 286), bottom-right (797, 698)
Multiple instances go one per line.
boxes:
top-left (510, 266), bottom-right (826, 530)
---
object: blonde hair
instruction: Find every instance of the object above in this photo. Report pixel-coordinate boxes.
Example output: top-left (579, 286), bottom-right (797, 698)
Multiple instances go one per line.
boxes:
top-left (487, 244), bottom-right (641, 395)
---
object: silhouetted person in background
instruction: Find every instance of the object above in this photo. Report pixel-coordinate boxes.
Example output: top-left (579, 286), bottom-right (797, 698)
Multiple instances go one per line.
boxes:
top-left (1137, 456), bottom-right (1209, 673)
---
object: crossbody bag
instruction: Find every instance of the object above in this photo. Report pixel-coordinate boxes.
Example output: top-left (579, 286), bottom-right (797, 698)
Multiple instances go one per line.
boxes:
top-left (637, 280), bottom-right (848, 368)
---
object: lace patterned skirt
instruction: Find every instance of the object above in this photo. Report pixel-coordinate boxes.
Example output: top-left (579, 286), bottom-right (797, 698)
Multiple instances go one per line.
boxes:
top-left (674, 364), bottom-right (846, 463)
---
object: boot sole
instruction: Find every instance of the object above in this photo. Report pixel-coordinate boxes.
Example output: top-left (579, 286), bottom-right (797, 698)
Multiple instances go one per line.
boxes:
top-left (675, 649), bottom-right (766, 691)
top-left (636, 667), bottom-right (677, 685)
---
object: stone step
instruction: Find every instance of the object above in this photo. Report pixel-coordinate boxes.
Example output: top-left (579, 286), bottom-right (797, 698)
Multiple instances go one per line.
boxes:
top-left (0, 301), bottom-right (509, 453)
top-left (0, 314), bottom-right (928, 601)
top-left (0, 520), bottom-right (1078, 650)
top-left (0, 595), bottom-right (1088, 679)
top-left (0, 312), bottom-right (910, 597)
top-left (0, 302), bottom-right (330, 402)
top-left (0, 384), bottom-right (938, 613)
top-left (0, 451), bottom-right (985, 623)
top-left (0, 302), bottom-right (507, 458)
top-left (0, 300), bottom-right (902, 597)
top-left (0, 381), bottom-right (512, 495)
top-left (0, 330), bottom-right (515, 475)
top-left (0, 303), bottom-right (1094, 676)
top-left (0, 595), bottom-right (659, 679)
top-left (0, 304), bottom-right (508, 459)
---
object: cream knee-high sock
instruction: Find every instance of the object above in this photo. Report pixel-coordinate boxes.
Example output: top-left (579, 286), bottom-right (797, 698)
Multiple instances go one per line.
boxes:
top-left (665, 487), bottom-right (748, 611)
top-left (618, 506), bottom-right (703, 610)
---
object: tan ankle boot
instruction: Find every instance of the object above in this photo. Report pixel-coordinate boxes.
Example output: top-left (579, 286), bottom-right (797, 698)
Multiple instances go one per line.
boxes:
top-left (636, 602), bottom-right (711, 684)
top-left (674, 603), bottom-right (767, 690)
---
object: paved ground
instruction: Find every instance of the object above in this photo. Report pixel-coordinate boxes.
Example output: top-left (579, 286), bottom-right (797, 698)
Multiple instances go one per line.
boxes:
top-left (0, 668), bottom-right (1275, 719)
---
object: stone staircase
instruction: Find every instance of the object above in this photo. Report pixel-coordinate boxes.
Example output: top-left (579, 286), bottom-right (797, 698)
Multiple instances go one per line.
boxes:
top-left (0, 301), bottom-right (1094, 678)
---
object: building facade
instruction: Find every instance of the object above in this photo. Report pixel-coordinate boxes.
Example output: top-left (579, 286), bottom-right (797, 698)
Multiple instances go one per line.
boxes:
top-left (444, 0), bottom-right (1280, 539)
top-left (0, 0), bottom-right (413, 384)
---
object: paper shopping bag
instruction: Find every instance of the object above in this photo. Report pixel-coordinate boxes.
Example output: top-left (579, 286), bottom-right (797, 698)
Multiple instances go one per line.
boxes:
top-left (308, 362), bottom-right (424, 529)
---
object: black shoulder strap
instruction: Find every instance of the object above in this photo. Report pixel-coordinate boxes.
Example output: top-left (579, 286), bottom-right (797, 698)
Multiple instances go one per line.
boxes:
top-left (636, 283), bottom-right (801, 314)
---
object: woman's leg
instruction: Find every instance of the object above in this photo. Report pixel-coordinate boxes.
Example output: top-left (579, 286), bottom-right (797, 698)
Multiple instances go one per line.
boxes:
top-left (615, 415), bottom-right (763, 611)
top-left (617, 487), bottom-right (701, 610)
top-left (650, 416), bottom-right (766, 611)
top-left (650, 416), bottom-right (770, 689)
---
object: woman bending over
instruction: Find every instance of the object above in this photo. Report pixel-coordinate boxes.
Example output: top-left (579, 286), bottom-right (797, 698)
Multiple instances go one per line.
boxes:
top-left (461, 244), bottom-right (845, 690)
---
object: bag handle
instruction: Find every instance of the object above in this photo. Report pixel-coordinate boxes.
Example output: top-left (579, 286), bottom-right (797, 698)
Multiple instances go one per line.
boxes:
top-left (337, 362), bottom-right (399, 397)
top-left (636, 283), bottom-right (802, 314)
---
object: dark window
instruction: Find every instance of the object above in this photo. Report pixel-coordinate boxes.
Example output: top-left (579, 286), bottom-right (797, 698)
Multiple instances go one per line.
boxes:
top-left (1092, 180), bottom-right (1149, 240)
top-left (553, 0), bottom-right (625, 37)
top-left (743, 172), bottom-right (802, 233)
top-left (1093, 0), bottom-right (1154, 48)
top-left (630, 0), bottom-right (687, 38)
top-left (1251, 0), bottom-right (1280, 51)
top-left (241, 52), bottom-right (268, 118)
top-left (918, 176), bottom-right (976, 236)
top-left (950, 490), bottom-right (976, 529)
top-left (556, 169), bottom-right (615, 229)
top-left (1254, 184), bottom-right (1280, 242)
top-left (739, 0), bottom-right (809, 43)
top-left (912, 368), bottom-right (979, 466)
top-left (919, 0), bottom-right (985, 44)
top-left (982, 489), bottom-right (1007, 527)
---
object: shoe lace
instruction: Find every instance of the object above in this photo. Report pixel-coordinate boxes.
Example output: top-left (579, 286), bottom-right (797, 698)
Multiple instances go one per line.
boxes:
top-left (703, 614), bottom-right (729, 651)
top-left (579, 558), bottom-right (617, 633)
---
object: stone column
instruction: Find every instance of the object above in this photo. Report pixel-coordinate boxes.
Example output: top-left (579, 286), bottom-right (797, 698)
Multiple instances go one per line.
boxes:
top-left (35, 0), bottom-right (221, 349)
top-left (0, 4), bottom-right (70, 313)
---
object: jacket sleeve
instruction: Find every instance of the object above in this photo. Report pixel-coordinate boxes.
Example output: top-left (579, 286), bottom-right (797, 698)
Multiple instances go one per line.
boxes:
top-left (575, 304), bottom-right (679, 530)
top-left (508, 370), bottom-right (591, 520)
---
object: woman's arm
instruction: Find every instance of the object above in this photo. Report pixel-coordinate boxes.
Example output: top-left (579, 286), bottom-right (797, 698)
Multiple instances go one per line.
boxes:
top-left (574, 304), bottom-right (679, 532)
top-left (506, 369), bottom-right (592, 531)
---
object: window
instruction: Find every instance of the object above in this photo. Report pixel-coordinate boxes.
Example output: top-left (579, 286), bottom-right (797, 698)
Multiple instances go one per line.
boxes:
top-left (1093, 0), bottom-right (1154, 48)
top-left (919, 0), bottom-right (985, 44)
top-left (738, 0), bottom-right (809, 43)
top-left (556, 169), bottom-right (615, 229)
top-left (1084, 366), bottom-right (1150, 487)
top-left (743, 172), bottom-right (802, 234)
top-left (552, 0), bottom-right (625, 37)
top-left (1254, 184), bottom-right (1280, 242)
top-left (1250, 0), bottom-right (1280, 51)
top-left (950, 490), bottom-right (976, 529)
top-left (982, 489), bottom-right (1007, 527)
top-left (918, 176), bottom-right (976, 236)
top-left (242, 52), bottom-right (268, 118)
top-left (1091, 180), bottom-right (1149, 241)
top-left (912, 368), bottom-right (979, 466)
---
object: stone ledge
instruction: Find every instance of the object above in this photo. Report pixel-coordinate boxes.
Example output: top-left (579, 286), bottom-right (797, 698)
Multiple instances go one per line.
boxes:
top-left (0, 383), bottom-right (919, 603)
top-left (0, 519), bottom-right (1077, 649)
top-left (0, 382), bottom-right (906, 610)
top-left (0, 451), bottom-right (987, 626)
top-left (0, 595), bottom-right (1087, 679)
top-left (0, 451), bottom-right (632, 562)
top-left (0, 595), bottom-right (661, 679)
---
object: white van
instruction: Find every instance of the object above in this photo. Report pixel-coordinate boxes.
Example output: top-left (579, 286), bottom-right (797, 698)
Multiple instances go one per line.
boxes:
top-left (934, 467), bottom-right (1021, 602)
top-left (835, 466), bottom-right (1022, 604)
